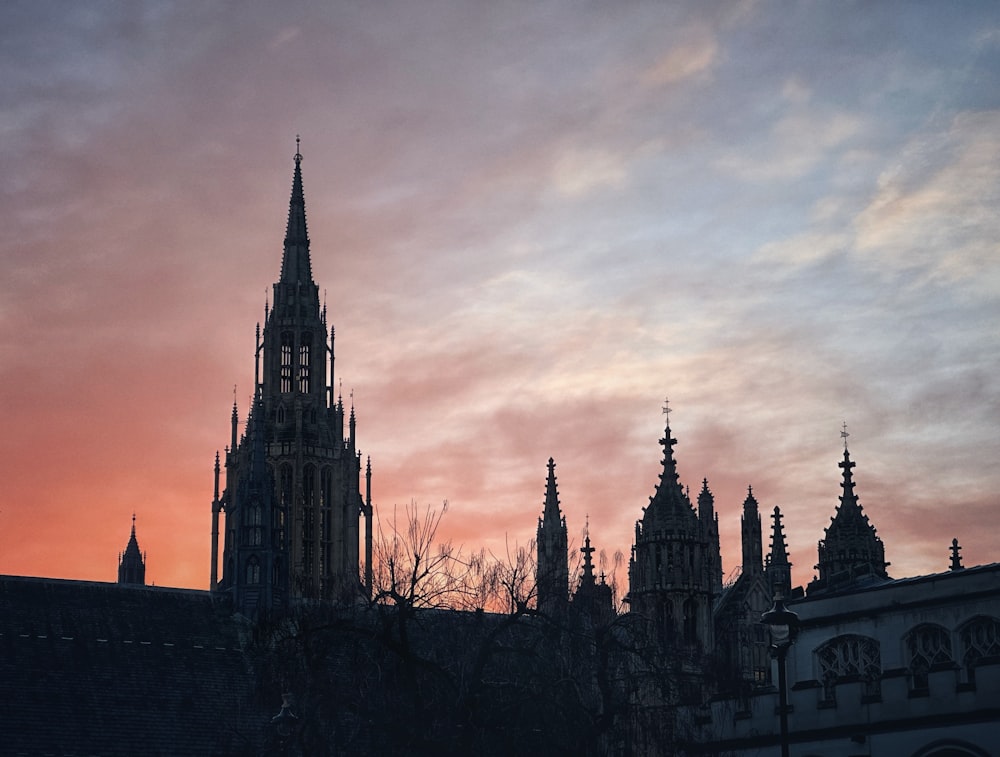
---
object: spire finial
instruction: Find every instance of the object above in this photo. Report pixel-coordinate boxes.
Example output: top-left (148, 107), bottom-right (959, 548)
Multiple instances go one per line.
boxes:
top-left (295, 134), bottom-right (302, 164)
top-left (841, 421), bottom-right (850, 450)
top-left (662, 397), bottom-right (672, 424)
top-left (950, 538), bottom-right (964, 571)
top-left (131, 512), bottom-right (136, 536)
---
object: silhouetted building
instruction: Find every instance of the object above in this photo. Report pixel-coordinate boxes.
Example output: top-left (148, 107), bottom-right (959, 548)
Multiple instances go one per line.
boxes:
top-left (2, 147), bottom-right (997, 756)
top-left (212, 144), bottom-right (373, 616)
top-left (117, 514), bottom-right (146, 585)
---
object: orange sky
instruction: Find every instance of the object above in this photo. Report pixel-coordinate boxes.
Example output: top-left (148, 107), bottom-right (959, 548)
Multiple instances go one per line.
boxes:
top-left (2, 3), bottom-right (999, 593)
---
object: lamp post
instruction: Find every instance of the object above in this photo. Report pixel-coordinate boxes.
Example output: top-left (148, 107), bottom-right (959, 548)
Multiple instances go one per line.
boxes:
top-left (762, 595), bottom-right (799, 757)
top-left (270, 692), bottom-right (300, 756)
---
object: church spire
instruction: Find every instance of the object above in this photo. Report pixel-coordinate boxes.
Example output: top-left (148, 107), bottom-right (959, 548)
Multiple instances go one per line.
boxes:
top-left (580, 517), bottom-right (596, 586)
top-left (118, 514), bottom-right (146, 585)
top-left (765, 505), bottom-right (792, 598)
top-left (536, 457), bottom-right (569, 616)
top-left (280, 136), bottom-right (313, 285)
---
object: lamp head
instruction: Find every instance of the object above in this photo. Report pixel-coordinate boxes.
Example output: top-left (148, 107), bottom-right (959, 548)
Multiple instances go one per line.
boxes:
top-left (761, 595), bottom-right (799, 648)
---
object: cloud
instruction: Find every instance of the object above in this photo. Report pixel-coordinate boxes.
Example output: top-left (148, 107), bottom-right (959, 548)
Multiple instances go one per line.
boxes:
top-left (551, 146), bottom-right (629, 198)
top-left (641, 37), bottom-right (719, 87)
top-left (854, 110), bottom-right (1000, 296)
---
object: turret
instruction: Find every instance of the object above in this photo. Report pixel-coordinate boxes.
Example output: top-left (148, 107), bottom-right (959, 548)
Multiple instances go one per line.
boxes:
top-left (698, 479), bottom-right (723, 594)
top-left (740, 486), bottom-right (763, 576)
top-left (809, 431), bottom-right (889, 594)
top-left (627, 401), bottom-right (715, 655)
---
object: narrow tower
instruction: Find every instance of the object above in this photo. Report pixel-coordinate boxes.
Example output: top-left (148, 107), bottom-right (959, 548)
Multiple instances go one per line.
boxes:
top-left (118, 514), bottom-right (146, 585)
top-left (697, 479), bottom-right (723, 595)
top-left (740, 486), bottom-right (763, 576)
top-left (572, 519), bottom-right (615, 627)
top-left (215, 143), bottom-right (372, 615)
top-left (536, 457), bottom-right (569, 617)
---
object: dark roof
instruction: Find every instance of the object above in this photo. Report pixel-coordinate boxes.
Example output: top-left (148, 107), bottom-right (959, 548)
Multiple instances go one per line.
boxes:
top-left (0, 576), bottom-right (268, 756)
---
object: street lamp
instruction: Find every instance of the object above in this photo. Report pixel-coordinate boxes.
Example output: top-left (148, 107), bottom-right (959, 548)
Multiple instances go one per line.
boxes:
top-left (271, 692), bottom-right (300, 755)
top-left (762, 595), bottom-right (799, 757)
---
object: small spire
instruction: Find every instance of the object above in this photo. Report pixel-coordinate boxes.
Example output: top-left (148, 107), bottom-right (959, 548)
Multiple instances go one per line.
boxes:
top-left (767, 506), bottom-right (790, 567)
top-left (281, 138), bottom-right (313, 284)
top-left (950, 538), bottom-right (964, 571)
top-left (580, 516), bottom-right (596, 583)
top-left (541, 457), bottom-right (562, 525)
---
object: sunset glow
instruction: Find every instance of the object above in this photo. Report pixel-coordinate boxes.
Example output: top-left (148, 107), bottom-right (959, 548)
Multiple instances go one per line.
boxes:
top-left (2, 2), bottom-right (998, 592)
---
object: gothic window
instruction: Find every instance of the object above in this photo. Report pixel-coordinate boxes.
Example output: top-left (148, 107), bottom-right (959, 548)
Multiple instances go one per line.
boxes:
top-left (683, 597), bottom-right (698, 645)
top-left (278, 465), bottom-right (293, 509)
top-left (816, 634), bottom-right (881, 701)
top-left (906, 624), bottom-right (953, 691)
top-left (280, 334), bottom-right (293, 393)
top-left (320, 468), bottom-right (332, 510)
top-left (246, 557), bottom-right (261, 585)
top-left (276, 404), bottom-right (286, 424)
top-left (298, 333), bottom-right (311, 393)
top-left (960, 616), bottom-right (1000, 682)
top-left (248, 505), bottom-right (263, 546)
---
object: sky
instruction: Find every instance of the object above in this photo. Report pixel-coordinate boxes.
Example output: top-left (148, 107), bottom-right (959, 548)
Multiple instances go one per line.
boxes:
top-left (1, 1), bottom-right (998, 594)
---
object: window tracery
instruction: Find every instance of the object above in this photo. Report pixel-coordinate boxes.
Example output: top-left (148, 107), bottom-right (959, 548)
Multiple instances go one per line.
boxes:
top-left (960, 615), bottom-right (1000, 681)
top-left (906, 624), bottom-right (952, 690)
top-left (816, 634), bottom-right (881, 700)
top-left (246, 556), bottom-right (261, 585)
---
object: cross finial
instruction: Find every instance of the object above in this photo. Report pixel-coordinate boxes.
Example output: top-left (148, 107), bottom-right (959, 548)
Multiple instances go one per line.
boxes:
top-left (841, 421), bottom-right (850, 450)
top-left (662, 397), bottom-right (672, 422)
top-left (294, 134), bottom-right (302, 164)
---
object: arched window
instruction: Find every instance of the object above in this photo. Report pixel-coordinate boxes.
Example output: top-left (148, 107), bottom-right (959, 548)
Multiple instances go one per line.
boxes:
top-left (280, 333), bottom-right (293, 393)
top-left (276, 404), bottom-right (286, 424)
top-left (683, 597), bottom-right (698, 645)
top-left (298, 333), bottom-right (311, 393)
top-left (959, 616), bottom-right (1000, 683)
top-left (246, 557), bottom-right (261, 585)
top-left (906, 624), bottom-right (952, 691)
top-left (816, 634), bottom-right (881, 701)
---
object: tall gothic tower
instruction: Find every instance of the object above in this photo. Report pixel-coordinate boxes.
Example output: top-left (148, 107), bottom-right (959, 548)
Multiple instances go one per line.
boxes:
top-left (627, 411), bottom-right (716, 655)
top-left (212, 145), bottom-right (373, 616)
top-left (536, 457), bottom-right (569, 617)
